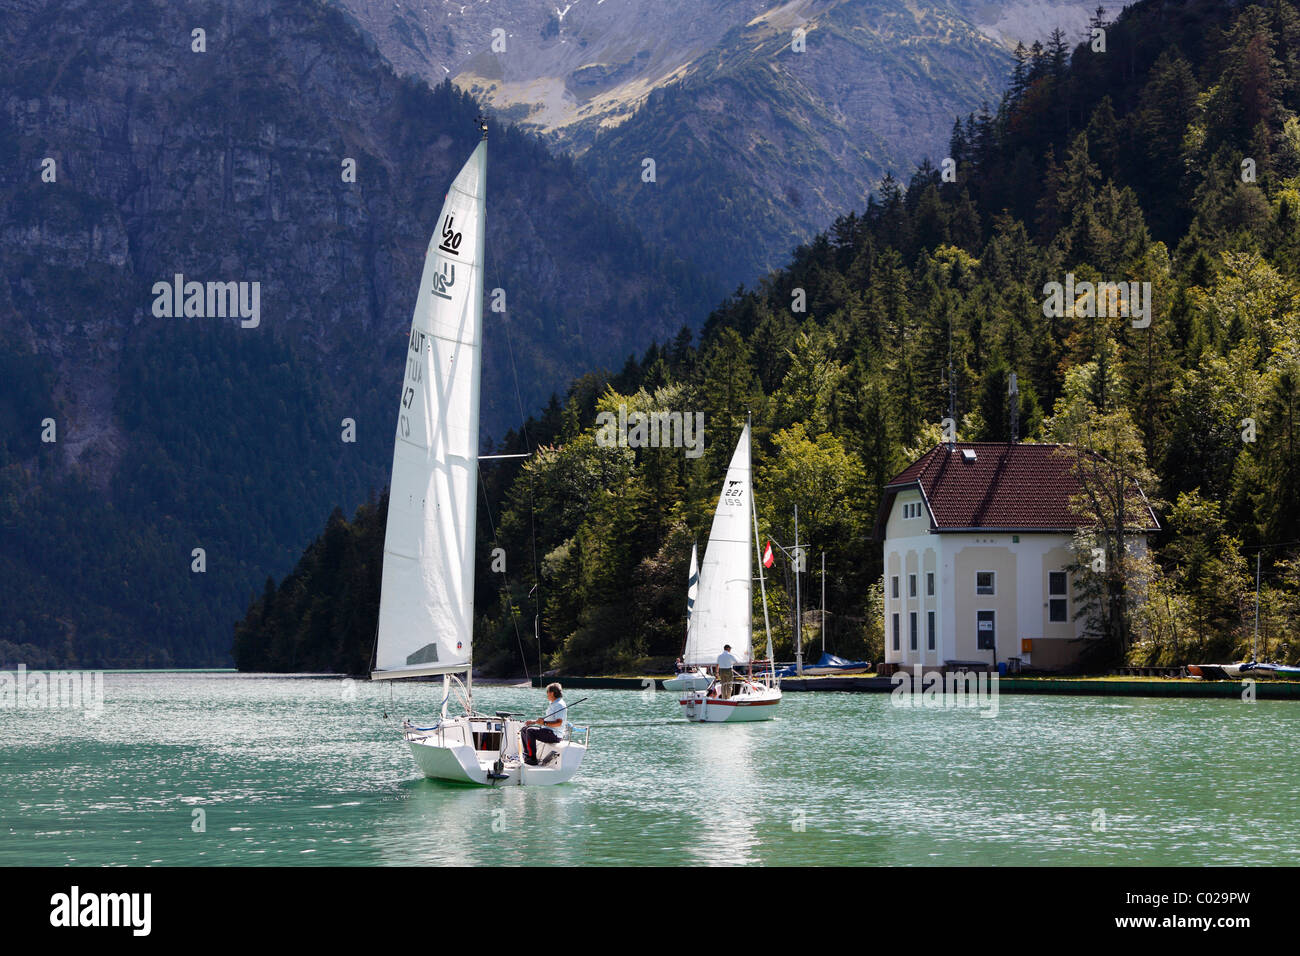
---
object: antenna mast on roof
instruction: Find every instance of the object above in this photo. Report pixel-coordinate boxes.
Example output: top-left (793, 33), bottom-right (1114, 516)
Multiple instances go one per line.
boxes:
top-left (1009, 371), bottom-right (1020, 443)
top-left (946, 323), bottom-right (956, 452)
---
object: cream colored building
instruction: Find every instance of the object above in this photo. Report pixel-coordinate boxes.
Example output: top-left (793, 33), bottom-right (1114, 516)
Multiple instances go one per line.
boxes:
top-left (874, 443), bottom-right (1157, 673)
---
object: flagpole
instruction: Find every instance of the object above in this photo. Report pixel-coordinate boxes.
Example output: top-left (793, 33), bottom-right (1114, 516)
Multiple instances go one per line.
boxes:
top-left (794, 504), bottom-right (802, 677)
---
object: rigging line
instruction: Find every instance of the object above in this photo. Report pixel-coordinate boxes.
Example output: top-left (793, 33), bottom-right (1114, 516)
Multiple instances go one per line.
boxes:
top-left (485, 224), bottom-right (544, 679)
top-left (476, 467), bottom-right (531, 683)
top-left (1244, 539), bottom-right (1300, 553)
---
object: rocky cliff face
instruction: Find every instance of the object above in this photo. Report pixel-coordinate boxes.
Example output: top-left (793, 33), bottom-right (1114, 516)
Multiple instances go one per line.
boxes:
top-left (0, 0), bottom-right (707, 666)
top-left (337, 0), bottom-right (1097, 288)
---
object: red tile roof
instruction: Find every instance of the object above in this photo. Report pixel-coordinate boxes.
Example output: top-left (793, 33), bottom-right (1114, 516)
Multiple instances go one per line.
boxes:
top-left (875, 442), bottom-right (1159, 537)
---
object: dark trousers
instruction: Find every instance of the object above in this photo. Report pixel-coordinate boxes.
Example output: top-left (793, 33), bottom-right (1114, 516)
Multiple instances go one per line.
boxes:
top-left (520, 726), bottom-right (560, 764)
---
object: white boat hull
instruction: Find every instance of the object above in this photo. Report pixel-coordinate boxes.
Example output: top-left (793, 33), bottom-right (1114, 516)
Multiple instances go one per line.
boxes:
top-left (404, 716), bottom-right (586, 786)
top-left (680, 682), bottom-right (781, 722)
top-left (663, 670), bottom-right (712, 692)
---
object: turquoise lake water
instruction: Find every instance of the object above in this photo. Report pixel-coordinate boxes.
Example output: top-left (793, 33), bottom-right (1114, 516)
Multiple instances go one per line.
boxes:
top-left (1, 672), bottom-right (1296, 866)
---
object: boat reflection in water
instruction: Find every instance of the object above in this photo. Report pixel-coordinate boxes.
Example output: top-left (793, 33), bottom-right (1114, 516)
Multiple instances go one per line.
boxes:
top-left (680, 721), bottom-right (769, 866)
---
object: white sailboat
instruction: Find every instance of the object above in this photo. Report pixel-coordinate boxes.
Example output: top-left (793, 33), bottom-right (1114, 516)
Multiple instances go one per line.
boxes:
top-left (664, 542), bottom-right (713, 692)
top-left (678, 420), bottom-right (782, 722)
top-left (371, 123), bottom-right (588, 786)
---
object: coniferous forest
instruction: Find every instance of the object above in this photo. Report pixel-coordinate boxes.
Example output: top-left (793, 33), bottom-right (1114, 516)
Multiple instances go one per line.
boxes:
top-left (236, 0), bottom-right (1300, 676)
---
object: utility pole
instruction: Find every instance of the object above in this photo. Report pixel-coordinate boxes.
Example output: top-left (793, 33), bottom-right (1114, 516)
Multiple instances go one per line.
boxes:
top-left (821, 551), bottom-right (827, 656)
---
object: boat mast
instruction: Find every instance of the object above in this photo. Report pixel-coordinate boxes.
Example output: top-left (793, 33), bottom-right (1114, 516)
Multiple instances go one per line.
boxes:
top-left (745, 419), bottom-right (752, 669)
top-left (465, 114), bottom-right (489, 708)
top-left (748, 413), bottom-right (774, 676)
top-left (1253, 550), bottom-right (1261, 661)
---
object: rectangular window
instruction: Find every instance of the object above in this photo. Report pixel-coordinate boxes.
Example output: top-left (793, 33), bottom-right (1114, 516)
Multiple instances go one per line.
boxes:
top-left (976, 610), bottom-right (996, 649)
top-left (926, 571), bottom-right (935, 596)
top-left (927, 610), bottom-right (936, 650)
top-left (891, 575), bottom-right (899, 599)
top-left (1049, 571), bottom-right (1068, 622)
top-left (908, 573), bottom-right (917, 598)
top-left (976, 571), bottom-right (995, 596)
top-left (909, 612), bottom-right (918, 650)
top-left (892, 613), bottom-right (900, 651)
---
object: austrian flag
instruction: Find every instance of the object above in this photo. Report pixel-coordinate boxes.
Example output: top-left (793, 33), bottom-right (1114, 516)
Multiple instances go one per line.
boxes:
top-left (762, 541), bottom-right (775, 568)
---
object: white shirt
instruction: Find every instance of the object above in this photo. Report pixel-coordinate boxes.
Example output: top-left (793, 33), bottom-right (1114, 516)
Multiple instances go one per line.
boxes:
top-left (543, 697), bottom-right (568, 737)
top-left (717, 651), bottom-right (737, 670)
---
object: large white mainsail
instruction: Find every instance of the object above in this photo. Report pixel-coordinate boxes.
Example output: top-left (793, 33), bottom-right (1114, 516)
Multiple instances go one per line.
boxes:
top-left (372, 141), bottom-right (486, 680)
top-left (684, 424), bottom-right (753, 666)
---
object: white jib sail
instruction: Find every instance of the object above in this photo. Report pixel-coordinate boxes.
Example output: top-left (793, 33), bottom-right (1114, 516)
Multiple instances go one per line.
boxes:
top-left (686, 541), bottom-right (699, 627)
top-left (684, 424), bottom-right (753, 666)
top-left (373, 141), bottom-right (486, 680)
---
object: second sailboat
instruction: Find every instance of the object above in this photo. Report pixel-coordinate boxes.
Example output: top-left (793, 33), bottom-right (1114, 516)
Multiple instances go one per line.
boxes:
top-left (678, 419), bottom-right (782, 722)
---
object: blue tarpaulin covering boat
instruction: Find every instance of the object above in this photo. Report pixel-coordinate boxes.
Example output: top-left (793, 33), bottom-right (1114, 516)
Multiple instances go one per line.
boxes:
top-left (775, 652), bottom-right (871, 678)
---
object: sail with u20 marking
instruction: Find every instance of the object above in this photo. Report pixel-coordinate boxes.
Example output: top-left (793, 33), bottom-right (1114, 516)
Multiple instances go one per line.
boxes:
top-left (372, 142), bottom-right (486, 680)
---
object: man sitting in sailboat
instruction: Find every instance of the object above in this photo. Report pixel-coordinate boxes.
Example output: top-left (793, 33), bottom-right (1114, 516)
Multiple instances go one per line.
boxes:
top-left (520, 683), bottom-right (568, 765)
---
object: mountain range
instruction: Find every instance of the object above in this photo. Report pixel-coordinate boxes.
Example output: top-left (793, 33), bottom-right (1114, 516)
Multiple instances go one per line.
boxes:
top-left (338, 0), bottom-right (1098, 288)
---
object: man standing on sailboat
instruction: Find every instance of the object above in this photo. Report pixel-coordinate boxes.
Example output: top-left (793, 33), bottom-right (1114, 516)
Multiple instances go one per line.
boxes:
top-left (717, 645), bottom-right (736, 699)
top-left (676, 418), bottom-right (782, 722)
top-left (520, 683), bottom-right (567, 765)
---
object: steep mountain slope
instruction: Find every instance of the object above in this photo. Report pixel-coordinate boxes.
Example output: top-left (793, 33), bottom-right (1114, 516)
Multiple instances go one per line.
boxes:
top-left (338, 0), bottom-right (1097, 289)
top-left (340, 0), bottom-right (1095, 148)
top-left (574, 0), bottom-right (1010, 289)
top-left (0, 0), bottom-right (707, 666)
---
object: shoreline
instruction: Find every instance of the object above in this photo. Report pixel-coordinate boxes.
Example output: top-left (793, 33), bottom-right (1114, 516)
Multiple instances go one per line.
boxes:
top-left (529, 673), bottom-right (1300, 700)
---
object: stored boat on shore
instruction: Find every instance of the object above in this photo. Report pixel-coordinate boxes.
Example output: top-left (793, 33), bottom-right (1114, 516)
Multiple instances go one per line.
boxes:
top-left (1188, 662), bottom-right (1300, 680)
top-left (775, 651), bottom-right (871, 678)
